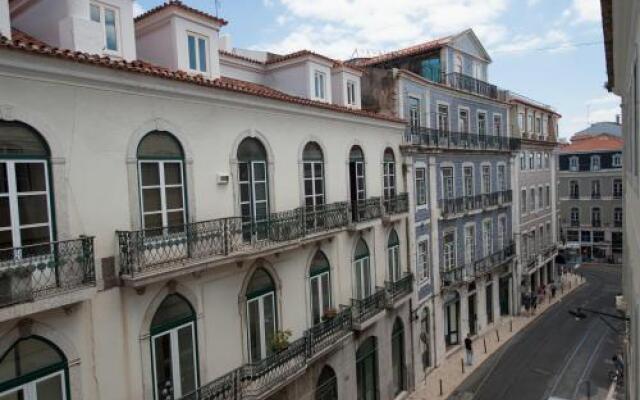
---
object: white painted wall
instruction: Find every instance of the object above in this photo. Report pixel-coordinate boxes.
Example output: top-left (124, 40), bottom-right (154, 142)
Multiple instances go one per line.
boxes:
top-left (331, 69), bottom-right (362, 109)
top-left (0, 0), bottom-right (10, 39)
top-left (266, 62), bottom-right (309, 99)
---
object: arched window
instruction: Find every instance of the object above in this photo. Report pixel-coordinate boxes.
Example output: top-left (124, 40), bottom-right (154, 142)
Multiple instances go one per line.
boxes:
top-left (387, 230), bottom-right (401, 282)
top-left (353, 239), bottom-right (372, 299)
top-left (0, 121), bottom-right (53, 259)
top-left (315, 365), bottom-right (338, 400)
top-left (382, 149), bottom-right (396, 201)
top-left (137, 131), bottom-right (186, 231)
top-left (310, 251), bottom-right (331, 325)
top-left (349, 146), bottom-right (366, 221)
top-left (303, 142), bottom-right (325, 230)
top-left (150, 294), bottom-right (198, 400)
top-left (391, 318), bottom-right (406, 395)
top-left (237, 138), bottom-right (269, 241)
top-left (356, 337), bottom-right (378, 400)
top-left (246, 268), bottom-right (276, 362)
top-left (0, 336), bottom-right (68, 399)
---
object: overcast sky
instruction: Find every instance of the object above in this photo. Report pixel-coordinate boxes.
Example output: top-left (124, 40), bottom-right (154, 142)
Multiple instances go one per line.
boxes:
top-left (136, 0), bottom-right (619, 138)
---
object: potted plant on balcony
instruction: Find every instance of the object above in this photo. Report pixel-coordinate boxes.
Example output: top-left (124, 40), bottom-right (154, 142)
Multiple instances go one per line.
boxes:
top-left (270, 329), bottom-right (292, 353)
top-left (322, 308), bottom-right (338, 321)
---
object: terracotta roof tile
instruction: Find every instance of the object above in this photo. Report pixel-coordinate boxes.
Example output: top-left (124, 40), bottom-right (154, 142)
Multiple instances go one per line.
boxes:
top-left (559, 134), bottom-right (623, 153)
top-left (221, 49), bottom-right (364, 72)
top-left (349, 36), bottom-right (452, 67)
top-left (134, 0), bottom-right (228, 26)
top-left (0, 35), bottom-right (402, 124)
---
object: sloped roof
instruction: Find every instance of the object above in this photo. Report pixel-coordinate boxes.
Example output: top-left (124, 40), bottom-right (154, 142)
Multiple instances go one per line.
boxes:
top-left (573, 121), bottom-right (621, 138)
top-left (349, 36), bottom-right (452, 67)
top-left (0, 35), bottom-right (402, 124)
top-left (134, 0), bottom-right (228, 26)
top-left (559, 134), bottom-right (623, 153)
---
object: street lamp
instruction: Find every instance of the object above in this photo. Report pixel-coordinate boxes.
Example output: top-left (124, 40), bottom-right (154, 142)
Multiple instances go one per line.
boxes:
top-left (568, 307), bottom-right (629, 334)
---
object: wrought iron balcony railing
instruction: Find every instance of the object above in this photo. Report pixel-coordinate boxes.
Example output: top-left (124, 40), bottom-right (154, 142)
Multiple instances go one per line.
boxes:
top-left (473, 242), bottom-right (515, 277)
top-left (614, 220), bottom-right (623, 227)
top-left (384, 273), bottom-right (413, 304)
top-left (543, 243), bottom-right (557, 259)
top-left (0, 237), bottom-right (96, 308)
top-left (591, 193), bottom-right (601, 199)
top-left (440, 263), bottom-right (474, 288)
top-left (351, 197), bottom-right (383, 223)
top-left (404, 127), bottom-right (520, 152)
top-left (442, 72), bottom-right (499, 99)
top-left (592, 220), bottom-right (602, 228)
top-left (439, 190), bottom-right (512, 218)
top-left (383, 193), bottom-right (409, 215)
top-left (118, 202), bottom-right (350, 278)
top-left (179, 307), bottom-right (353, 400)
top-left (569, 193), bottom-right (580, 199)
top-left (570, 220), bottom-right (580, 227)
top-left (351, 287), bottom-right (387, 324)
top-left (614, 192), bottom-right (623, 199)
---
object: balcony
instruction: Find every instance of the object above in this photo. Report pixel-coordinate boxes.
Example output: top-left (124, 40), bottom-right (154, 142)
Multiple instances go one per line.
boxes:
top-left (383, 193), bottom-right (409, 216)
top-left (592, 220), bottom-right (602, 228)
top-left (351, 287), bottom-right (387, 329)
top-left (526, 254), bottom-right (538, 272)
top-left (439, 190), bottom-right (512, 219)
top-left (569, 193), bottom-right (580, 199)
top-left (591, 193), bottom-right (601, 199)
top-left (614, 192), bottom-right (622, 199)
top-left (384, 273), bottom-right (413, 306)
top-left (0, 237), bottom-right (96, 315)
top-left (404, 127), bottom-right (520, 152)
top-left (351, 197), bottom-right (383, 223)
top-left (473, 242), bottom-right (516, 277)
top-left (614, 220), bottom-right (622, 228)
top-left (441, 263), bottom-right (474, 288)
top-left (180, 308), bottom-right (352, 400)
top-left (118, 202), bottom-right (350, 285)
top-left (543, 243), bottom-right (557, 260)
top-left (442, 72), bottom-right (499, 99)
top-left (570, 220), bottom-right (580, 227)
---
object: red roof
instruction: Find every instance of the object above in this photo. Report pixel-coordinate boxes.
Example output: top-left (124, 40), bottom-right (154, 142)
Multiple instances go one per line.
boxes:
top-left (350, 36), bottom-right (451, 67)
top-left (559, 134), bottom-right (623, 153)
top-left (221, 49), bottom-right (363, 73)
top-left (135, 0), bottom-right (228, 26)
top-left (0, 35), bottom-right (402, 124)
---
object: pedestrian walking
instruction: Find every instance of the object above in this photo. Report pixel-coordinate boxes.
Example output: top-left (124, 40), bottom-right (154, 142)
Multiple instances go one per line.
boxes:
top-left (465, 335), bottom-right (473, 366)
top-left (531, 290), bottom-right (538, 314)
top-left (551, 281), bottom-right (557, 298)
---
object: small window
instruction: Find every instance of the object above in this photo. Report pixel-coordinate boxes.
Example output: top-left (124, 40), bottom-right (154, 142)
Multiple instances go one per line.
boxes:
top-left (570, 208), bottom-right (580, 226)
top-left (593, 231), bottom-right (605, 242)
top-left (612, 153), bottom-right (622, 167)
top-left (521, 189), bottom-right (527, 214)
top-left (90, 2), bottom-right (119, 53)
top-left (536, 153), bottom-right (542, 169)
top-left (477, 112), bottom-right (487, 136)
top-left (187, 33), bottom-right (208, 72)
top-left (569, 156), bottom-right (579, 171)
top-left (527, 114), bottom-right (534, 132)
top-left (529, 153), bottom-right (534, 169)
top-left (567, 230), bottom-right (579, 242)
top-left (417, 239), bottom-right (430, 281)
top-left (591, 155), bottom-right (601, 171)
top-left (493, 115), bottom-right (502, 136)
top-left (544, 153), bottom-right (550, 168)
top-left (545, 185), bottom-right (550, 207)
top-left (415, 167), bottom-right (427, 206)
top-left (535, 117), bottom-right (541, 133)
top-left (347, 80), bottom-right (357, 105)
top-left (520, 153), bottom-right (526, 170)
top-left (517, 114), bottom-right (525, 133)
top-left (314, 71), bottom-right (326, 99)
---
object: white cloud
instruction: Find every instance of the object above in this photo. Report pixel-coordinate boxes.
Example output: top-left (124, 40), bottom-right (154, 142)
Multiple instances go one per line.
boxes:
top-left (560, 92), bottom-right (621, 137)
top-left (562, 0), bottom-right (601, 24)
top-left (527, 0), bottom-right (541, 6)
top-left (257, 0), bottom-right (509, 59)
top-left (492, 29), bottom-right (571, 54)
top-left (132, 1), bottom-right (145, 17)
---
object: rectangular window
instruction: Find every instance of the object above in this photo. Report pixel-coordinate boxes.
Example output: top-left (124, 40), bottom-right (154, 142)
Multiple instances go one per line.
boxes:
top-left (518, 114), bottom-right (525, 133)
top-left (544, 153), bottom-right (550, 169)
top-left (545, 185), bottom-right (550, 207)
top-left (567, 230), bottom-right (579, 242)
top-left (529, 153), bottom-right (534, 169)
top-left (581, 230), bottom-right (591, 242)
top-left (535, 117), bottom-right (541, 134)
top-left (591, 180), bottom-right (601, 198)
top-left (90, 2), bottom-right (119, 52)
top-left (593, 231), bottom-right (605, 243)
top-left (482, 220), bottom-right (492, 257)
top-left (497, 165), bottom-right (506, 191)
top-left (187, 33), bottom-right (208, 72)
top-left (529, 188), bottom-right (535, 211)
top-left (527, 114), bottom-right (533, 132)
top-left (409, 97), bottom-right (421, 130)
top-left (463, 167), bottom-right (474, 197)
top-left (415, 168), bottom-right (427, 206)
top-left (591, 156), bottom-right (601, 171)
top-left (482, 165), bottom-right (491, 194)
top-left (314, 71), bottom-right (326, 99)
top-left (546, 222), bottom-right (551, 245)
top-left (443, 231), bottom-right (456, 270)
top-left (538, 187), bottom-right (543, 209)
top-left (521, 189), bottom-right (527, 214)
top-left (464, 225), bottom-right (476, 265)
top-left (346, 80), bottom-right (357, 105)
top-left (417, 239), bottom-right (430, 281)
top-left (438, 104), bottom-right (449, 131)
top-left (570, 181), bottom-right (579, 199)
top-left (139, 161), bottom-right (186, 231)
top-left (498, 216), bottom-right (506, 250)
top-left (442, 167), bottom-right (454, 199)
top-left (520, 153), bottom-right (526, 170)
top-left (477, 112), bottom-right (487, 136)
top-left (536, 153), bottom-right (542, 169)
top-left (570, 208), bottom-right (580, 226)
top-left (569, 156), bottom-right (579, 171)
top-left (493, 115), bottom-right (502, 136)
top-left (459, 109), bottom-right (470, 133)
top-left (614, 208), bottom-right (623, 227)
top-left (613, 179), bottom-right (623, 198)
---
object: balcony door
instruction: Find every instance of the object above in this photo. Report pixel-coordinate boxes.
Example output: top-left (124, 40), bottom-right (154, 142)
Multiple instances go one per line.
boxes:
top-left (303, 142), bottom-right (325, 229)
top-left (349, 146), bottom-right (366, 220)
top-left (310, 251), bottom-right (332, 325)
top-left (0, 337), bottom-right (68, 400)
top-left (356, 337), bottom-right (379, 400)
top-left (391, 319), bottom-right (406, 395)
top-left (442, 167), bottom-right (454, 200)
top-left (150, 294), bottom-right (198, 400)
top-left (444, 293), bottom-right (460, 346)
top-left (353, 239), bottom-right (372, 300)
top-left (382, 149), bottom-right (396, 201)
top-left (0, 122), bottom-right (53, 260)
top-left (315, 366), bottom-right (338, 400)
top-left (246, 268), bottom-right (277, 362)
top-left (387, 230), bottom-right (400, 282)
top-left (238, 138), bottom-right (269, 241)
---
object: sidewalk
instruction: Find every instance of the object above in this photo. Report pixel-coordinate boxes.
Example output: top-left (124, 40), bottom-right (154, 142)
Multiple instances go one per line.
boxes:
top-left (410, 273), bottom-right (585, 400)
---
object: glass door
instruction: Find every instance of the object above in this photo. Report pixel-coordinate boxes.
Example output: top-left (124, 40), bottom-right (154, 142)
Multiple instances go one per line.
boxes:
top-left (247, 291), bottom-right (276, 362)
top-left (152, 322), bottom-right (198, 400)
top-left (445, 301), bottom-right (459, 346)
top-left (239, 161), bottom-right (269, 241)
top-left (354, 256), bottom-right (372, 300)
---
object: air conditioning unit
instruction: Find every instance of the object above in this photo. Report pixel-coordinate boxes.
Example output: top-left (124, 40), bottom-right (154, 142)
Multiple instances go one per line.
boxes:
top-left (217, 173), bottom-right (230, 185)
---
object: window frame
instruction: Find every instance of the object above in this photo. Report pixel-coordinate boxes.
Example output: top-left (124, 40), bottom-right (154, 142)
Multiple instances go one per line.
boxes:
top-left (346, 80), bottom-right (357, 106)
top-left (569, 156), bottom-right (579, 171)
top-left (314, 70), bottom-right (327, 100)
top-left (415, 167), bottom-right (427, 206)
top-left (591, 155), bottom-right (601, 171)
top-left (187, 32), bottom-right (209, 73)
top-left (416, 238), bottom-right (430, 281)
top-left (90, 1), bottom-right (121, 55)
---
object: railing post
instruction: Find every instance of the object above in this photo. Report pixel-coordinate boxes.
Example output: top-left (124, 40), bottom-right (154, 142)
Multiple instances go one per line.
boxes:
top-left (223, 218), bottom-right (230, 256)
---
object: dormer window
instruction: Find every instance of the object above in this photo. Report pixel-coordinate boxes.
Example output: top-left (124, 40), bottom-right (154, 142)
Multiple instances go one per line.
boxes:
top-left (347, 80), bottom-right (357, 106)
top-left (314, 71), bottom-right (326, 100)
top-left (612, 153), bottom-right (622, 167)
top-left (187, 33), bottom-right (208, 73)
top-left (569, 156), bottom-right (579, 171)
top-left (591, 155), bottom-right (601, 171)
top-left (90, 2), bottom-right (119, 53)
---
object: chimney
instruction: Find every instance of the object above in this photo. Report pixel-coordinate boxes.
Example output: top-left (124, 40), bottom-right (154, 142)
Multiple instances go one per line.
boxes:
top-left (219, 34), bottom-right (231, 52)
top-left (0, 0), bottom-right (10, 40)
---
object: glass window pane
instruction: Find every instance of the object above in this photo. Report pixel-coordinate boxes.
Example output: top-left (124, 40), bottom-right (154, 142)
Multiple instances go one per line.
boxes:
top-left (304, 181), bottom-right (313, 196)
top-left (18, 195), bottom-right (49, 225)
top-left (263, 294), bottom-right (276, 355)
top-left (167, 211), bottom-right (184, 227)
top-left (0, 231), bottom-right (12, 255)
top-left (20, 226), bottom-right (50, 248)
top-left (321, 274), bottom-right (330, 311)
top-left (165, 187), bottom-right (184, 210)
top-left (198, 38), bottom-right (207, 72)
top-left (311, 277), bottom-right (320, 324)
top-left (188, 36), bottom-right (197, 70)
top-left (315, 180), bottom-right (323, 194)
top-left (142, 189), bottom-right (162, 212)
top-left (164, 163), bottom-right (182, 185)
top-left (0, 198), bottom-right (10, 228)
top-left (0, 164), bottom-right (7, 193)
top-left (253, 163), bottom-right (266, 181)
top-left (138, 132), bottom-right (183, 159)
top-left (303, 163), bottom-right (312, 178)
top-left (15, 163), bottom-right (46, 192)
top-left (35, 373), bottom-right (64, 400)
top-left (104, 8), bottom-right (118, 51)
top-left (90, 4), bottom-right (101, 22)
top-left (141, 163), bottom-right (160, 186)
top-left (151, 295), bottom-right (194, 329)
top-left (178, 326), bottom-right (197, 396)
top-left (153, 334), bottom-right (174, 399)
top-left (144, 213), bottom-right (163, 230)
top-left (248, 299), bottom-right (261, 362)
top-left (254, 183), bottom-right (266, 202)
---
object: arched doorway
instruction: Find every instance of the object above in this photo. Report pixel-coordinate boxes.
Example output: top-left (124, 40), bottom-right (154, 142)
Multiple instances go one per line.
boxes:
top-left (246, 268), bottom-right (277, 362)
top-left (303, 142), bottom-right (325, 230)
top-left (150, 294), bottom-right (198, 400)
top-left (387, 229), bottom-right (401, 283)
top-left (353, 239), bottom-right (372, 300)
top-left (391, 318), bottom-right (405, 395)
top-left (315, 365), bottom-right (338, 400)
top-left (444, 291), bottom-right (460, 347)
top-left (237, 138), bottom-right (269, 241)
top-left (348, 146), bottom-right (366, 221)
top-left (355, 337), bottom-right (378, 400)
top-left (309, 250), bottom-right (332, 326)
top-left (0, 336), bottom-right (69, 399)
